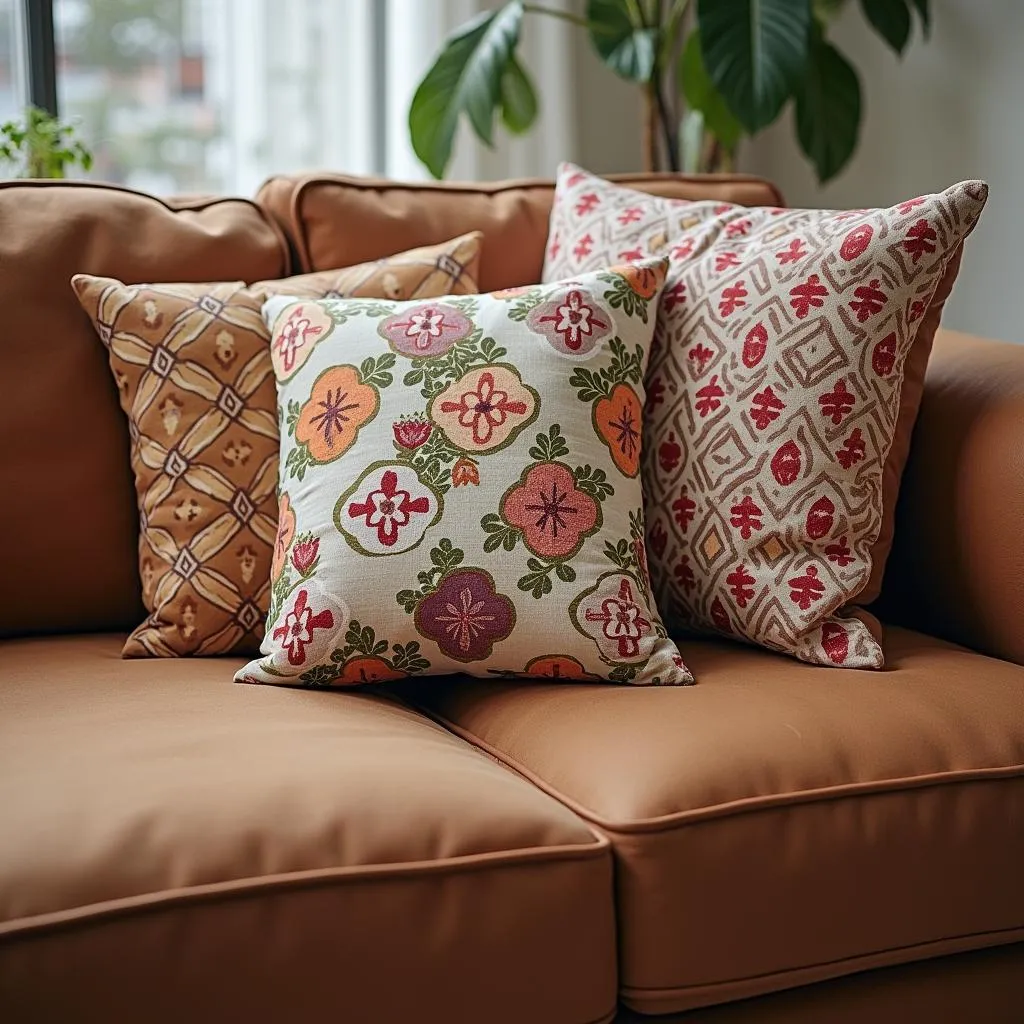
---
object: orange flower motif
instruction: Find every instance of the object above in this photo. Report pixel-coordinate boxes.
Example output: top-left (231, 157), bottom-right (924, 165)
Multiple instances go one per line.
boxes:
top-left (335, 655), bottom-right (407, 686)
top-left (295, 365), bottom-right (379, 463)
top-left (271, 492), bottom-right (296, 581)
top-left (452, 457), bottom-right (480, 487)
top-left (609, 261), bottom-right (666, 299)
top-left (524, 655), bottom-right (598, 681)
top-left (594, 382), bottom-right (643, 477)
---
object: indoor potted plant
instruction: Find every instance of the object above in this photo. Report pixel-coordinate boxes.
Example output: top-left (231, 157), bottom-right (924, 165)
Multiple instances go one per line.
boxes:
top-left (408, 0), bottom-right (931, 182)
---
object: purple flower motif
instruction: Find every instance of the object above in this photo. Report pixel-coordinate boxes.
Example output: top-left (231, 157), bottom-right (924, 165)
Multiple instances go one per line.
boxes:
top-left (415, 568), bottom-right (515, 663)
top-left (378, 303), bottom-right (471, 357)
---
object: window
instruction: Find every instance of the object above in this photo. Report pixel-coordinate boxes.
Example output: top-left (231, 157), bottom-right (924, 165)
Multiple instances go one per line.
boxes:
top-left (0, 0), bottom-right (25, 121)
top-left (54, 0), bottom-right (381, 194)
top-left (6, 1), bottom-right (570, 193)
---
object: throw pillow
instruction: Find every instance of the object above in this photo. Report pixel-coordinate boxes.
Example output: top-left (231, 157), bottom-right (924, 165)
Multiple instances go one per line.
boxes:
top-left (544, 164), bottom-right (988, 668)
top-left (72, 232), bottom-right (482, 658)
top-left (237, 261), bottom-right (692, 687)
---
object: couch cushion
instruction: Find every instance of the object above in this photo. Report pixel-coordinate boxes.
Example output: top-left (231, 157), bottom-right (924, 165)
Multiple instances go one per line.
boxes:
top-left (256, 171), bottom-right (785, 292)
top-left (0, 634), bottom-right (615, 1024)
top-left (0, 183), bottom-right (289, 640)
top-left (398, 627), bottom-right (1024, 1014)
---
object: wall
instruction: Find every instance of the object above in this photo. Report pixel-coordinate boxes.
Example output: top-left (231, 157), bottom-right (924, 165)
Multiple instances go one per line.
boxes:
top-left (567, 1), bottom-right (1022, 343)
top-left (742, 0), bottom-right (1024, 343)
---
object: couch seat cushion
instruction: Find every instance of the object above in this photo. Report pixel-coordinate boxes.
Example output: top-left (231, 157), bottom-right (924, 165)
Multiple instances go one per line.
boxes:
top-left (399, 627), bottom-right (1024, 1015)
top-left (0, 635), bottom-right (615, 1024)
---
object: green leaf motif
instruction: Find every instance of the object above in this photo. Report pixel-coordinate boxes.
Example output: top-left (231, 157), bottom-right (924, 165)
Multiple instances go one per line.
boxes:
top-left (795, 36), bottom-right (862, 183)
top-left (697, 0), bottom-right (812, 132)
top-left (587, 0), bottom-right (658, 83)
top-left (860, 0), bottom-right (911, 55)
top-left (285, 399), bottom-right (302, 436)
top-left (409, 1), bottom-right (525, 178)
top-left (285, 444), bottom-right (313, 482)
top-left (528, 423), bottom-right (569, 463)
top-left (679, 29), bottom-right (744, 151)
top-left (569, 367), bottom-right (609, 403)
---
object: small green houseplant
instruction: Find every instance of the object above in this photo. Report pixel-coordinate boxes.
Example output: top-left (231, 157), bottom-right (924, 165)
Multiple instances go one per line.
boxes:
top-left (409, 0), bottom-right (931, 182)
top-left (0, 105), bottom-right (94, 179)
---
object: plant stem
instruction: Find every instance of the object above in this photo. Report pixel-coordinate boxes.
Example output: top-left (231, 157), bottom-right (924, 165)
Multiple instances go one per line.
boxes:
top-left (653, 78), bottom-right (680, 171)
top-left (521, 3), bottom-right (592, 29)
top-left (643, 85), bottom-right (658, 172)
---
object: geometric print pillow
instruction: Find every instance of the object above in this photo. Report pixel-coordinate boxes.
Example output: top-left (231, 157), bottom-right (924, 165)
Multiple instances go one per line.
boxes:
top-left (71, 232), bottom-right (482, 658)
top-left (236, 261), bottom-right (693, 688)
top-left (544, 164), bottom-right (988, 668)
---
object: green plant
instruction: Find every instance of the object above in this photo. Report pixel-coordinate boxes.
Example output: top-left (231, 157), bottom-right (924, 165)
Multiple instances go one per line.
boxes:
top-left (0, 105), bottom-right (94, 179)
top-left (409, 0), bottom-right (931, 183)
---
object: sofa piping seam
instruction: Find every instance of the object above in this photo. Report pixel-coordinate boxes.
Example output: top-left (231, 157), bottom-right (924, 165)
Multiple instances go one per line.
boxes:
top-left (410, 703), bottom-right (1024, 834)
top-left (0, 834), bottom-right (611, 942)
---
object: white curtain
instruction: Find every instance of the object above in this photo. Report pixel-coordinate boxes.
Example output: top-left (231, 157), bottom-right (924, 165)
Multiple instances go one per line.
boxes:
top-left (383, 0), bottom-right (578, 182)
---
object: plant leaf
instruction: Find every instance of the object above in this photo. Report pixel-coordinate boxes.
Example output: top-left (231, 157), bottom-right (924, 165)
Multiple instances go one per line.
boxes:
top-left (587, 0), bottom-right (658, 83)
top-left (795, 36), bottom-right (862, 183)
top-left (409, 1), bottom-right (524, 178)
top-left (679, 29), bottom-right (745, 152)
top-left (500, 54), bottom-right (538, 133)
top-left (860, 0), bottom-right (911, 55)
top-left (697, 0), bottom-right (811, 132)
top-left (909, 0), bottom-right (930, 36)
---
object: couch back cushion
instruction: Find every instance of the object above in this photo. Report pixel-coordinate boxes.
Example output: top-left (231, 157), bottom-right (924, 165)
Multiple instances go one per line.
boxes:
top-left (0, 182), bottom-right (289, 637)
top-left (256, 171), bottom-right (784, 292)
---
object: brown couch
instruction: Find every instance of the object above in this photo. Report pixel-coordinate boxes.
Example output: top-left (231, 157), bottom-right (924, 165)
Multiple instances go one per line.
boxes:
top-left (0, 171), bottom-right (1021, 1024)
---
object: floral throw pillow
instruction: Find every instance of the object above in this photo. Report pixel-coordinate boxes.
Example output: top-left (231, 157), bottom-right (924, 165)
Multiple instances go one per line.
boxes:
top-left (237, 261), bottom-right (693, 688)
top-left (544, 164), bottom-right (988, 668)
top-left (72, 233), bottom-right (482, 658)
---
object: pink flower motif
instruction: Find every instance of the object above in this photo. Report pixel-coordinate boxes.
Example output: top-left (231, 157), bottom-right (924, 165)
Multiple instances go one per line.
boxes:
top-left (347, 469), bottom-right (432, 548)
top-left (271, 303), bottom-right (333, 379)
top-left (290, 534), bottom-right (320, 576)
top-left (663, 281), bottom-right (686, 312)
top-left (501, 462), bottom-right (599, 560)
top-left (272, 588), bottom-right (335, 666)
top-left (379, 303), bottom-right (471, 357)
top-left (776, 238), bottom-right (807, 264)
top-left (574, 574), bottom-right (653, 662)
top-left (527, 288), bottom-right (611, 356)
top-left (393, 415), bottom-right (432, 450)
top-left (573, 233), bottom-right (594, 260)
top-left (718, 280), bottom-right (748, 317)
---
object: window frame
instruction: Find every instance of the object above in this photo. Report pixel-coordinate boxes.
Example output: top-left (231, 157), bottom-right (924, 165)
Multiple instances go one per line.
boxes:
top-left (23, 0), bottom-right (57, 114)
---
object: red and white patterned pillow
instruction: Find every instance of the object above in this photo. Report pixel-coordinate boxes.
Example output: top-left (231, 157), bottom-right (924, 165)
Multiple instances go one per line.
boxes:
top-left (544, 164), bottom-right (988, 668)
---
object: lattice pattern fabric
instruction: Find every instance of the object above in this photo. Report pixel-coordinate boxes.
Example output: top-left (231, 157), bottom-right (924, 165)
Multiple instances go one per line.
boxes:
top-left (237, 261), bottom-right (692, 688)
top-left (73, 233), bottom-right (482, 657)
top-left (544, 165), bottom-right (987, 668)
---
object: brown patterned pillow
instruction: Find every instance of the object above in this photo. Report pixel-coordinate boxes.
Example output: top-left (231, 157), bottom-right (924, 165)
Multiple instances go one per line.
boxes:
top-left (72, 233), bottom-right (482, 657)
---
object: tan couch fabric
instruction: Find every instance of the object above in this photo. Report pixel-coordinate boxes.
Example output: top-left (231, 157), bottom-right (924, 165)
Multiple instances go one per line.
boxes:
top-left (614, 942), bottom-right (1024, 1024)
top-left (0, 634), bottom-right (616, 1024)
top-left (398, 627), bottom-right (1024, 1014)
top-left (0, 182), bottom-right (289, 638)
top-left (256, 171), bottom-right (785, 292)
top-left (877, 328), bottom-right (1024, 667)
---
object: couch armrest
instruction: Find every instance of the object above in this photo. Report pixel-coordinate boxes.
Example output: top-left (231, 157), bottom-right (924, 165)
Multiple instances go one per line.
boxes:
top-left (876, 328), bottom-right (1024, 665)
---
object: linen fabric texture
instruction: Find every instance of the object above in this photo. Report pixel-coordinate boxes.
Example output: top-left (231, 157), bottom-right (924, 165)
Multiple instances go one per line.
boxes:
top-left (72, 233), bottom-right (482, 658)
top-left (544, 164), bottom-right (988, 668)
top-left (238, 261), bottom-right (692, 687)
